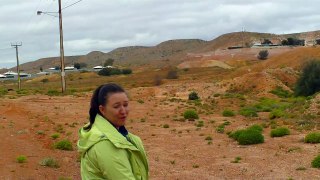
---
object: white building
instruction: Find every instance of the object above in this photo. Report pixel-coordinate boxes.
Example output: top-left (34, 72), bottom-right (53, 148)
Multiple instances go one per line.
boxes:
top-left (64, 66), bottom-right (75, 70)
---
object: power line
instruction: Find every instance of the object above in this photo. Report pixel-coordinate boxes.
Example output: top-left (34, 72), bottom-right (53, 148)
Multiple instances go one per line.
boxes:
top-left (62, 0), bottom-right (83, 10)
top-left (0, 47), bottom-right (12, 51)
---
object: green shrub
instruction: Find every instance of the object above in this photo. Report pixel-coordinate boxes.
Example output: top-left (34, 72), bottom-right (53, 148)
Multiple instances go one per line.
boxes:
top-left (229, 129), bottom-right (246, 140)
top-left (237, 130), bottom-right (264, 145)
top-left (188, 91), bottom-right (199, 100)
top-left (231, 156), bottom-right (242, 163)
top-left (98, 68), bottom-right (122, 76)
top-left (163, 124), bottom-right (169, 128)
top-left (312, 155), bottom-right (320, 168)
top-left (40, 157), bottom-right (60, 168)
top-left (16, 155), bottom-right (27, 163)
top-left (216, 124), bottom-right (225, 133)
top-left (269, 109), bottom-right (286, 119)
top-left (183, 110), bottom-right (199, 120)
top-left (122, 68), bottom-right (132, 75)
top-left (305, 132), bottom-right (320, 143)
top-left (196, 121), bottom-right (204, 127)
top-left (295, 60), bottom-right (320, 96)
top-left (247, 124), bottom-right (263, 132)
top-left (222, 109), bottom-right (235, 117)
top-left (47, 90), bottom-right (60, 96)
top-left (239, 107), bottom-right (258, 117)
top-left (54, 140), bottom-right (73, 151)
top-left (269, 86), bottom-right (292, 98)
top-left (229, 125), bottom-right (264, 145)
top-left (16, 89), bottom-right (29, 95)
top-left (223, 93), bottom-right (245, 100)
top-left (51, 133), bottom-right (60, 140)
top-left (270, 127), bottom-right (290, 137)
top-left (0, 88), bottom-right (8, 97)
top-left (205, 136), bottom-right (212, 141)
top-left (258, 50), bottom-right (269, 60)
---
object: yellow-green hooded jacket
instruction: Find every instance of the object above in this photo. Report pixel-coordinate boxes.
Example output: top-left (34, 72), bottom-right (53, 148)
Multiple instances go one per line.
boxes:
top-left (77, 114), bottom-right (149, 180)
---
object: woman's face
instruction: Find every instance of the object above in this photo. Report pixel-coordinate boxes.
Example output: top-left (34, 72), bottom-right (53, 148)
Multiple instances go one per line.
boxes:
top-left (99, 92), bottom-right (129, 129)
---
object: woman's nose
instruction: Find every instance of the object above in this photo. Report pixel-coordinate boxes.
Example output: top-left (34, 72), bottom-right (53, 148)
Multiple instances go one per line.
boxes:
top-left (119, 106), bottom-right (126, 114)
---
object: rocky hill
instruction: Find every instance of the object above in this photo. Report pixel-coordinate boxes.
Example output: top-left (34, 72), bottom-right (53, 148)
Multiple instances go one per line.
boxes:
top-left (7, 30), bottom-right (320, 73)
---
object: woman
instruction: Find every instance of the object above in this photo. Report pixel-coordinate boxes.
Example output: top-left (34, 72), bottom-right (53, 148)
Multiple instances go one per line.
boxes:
top-left (78, 83), bottom-right (149, 180)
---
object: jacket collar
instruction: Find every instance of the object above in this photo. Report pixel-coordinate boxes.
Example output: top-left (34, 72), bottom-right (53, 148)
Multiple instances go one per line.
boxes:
top-left (93, 114), bottom-right (138, 151)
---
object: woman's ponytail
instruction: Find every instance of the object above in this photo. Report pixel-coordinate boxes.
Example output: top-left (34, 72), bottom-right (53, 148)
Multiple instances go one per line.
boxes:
top-left (84, 85), bottom-right (104, 131)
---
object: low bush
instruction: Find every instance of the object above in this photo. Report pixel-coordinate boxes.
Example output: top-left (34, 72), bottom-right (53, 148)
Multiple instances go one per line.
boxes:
top-left (312, 155), bottom-right (320, 168)
top-left (0, 88), bottom-right (8, 97)
top-left (222, 109), bottom-right (235, 117)
top-left (16, 155), bottom-right (27, 163)
top-left (305, 132), bottom-right (320, 143)
top-left (269, 86), bottom-right (292, 98)
top-left (216, 124), bottom-right (225, 133)
top-left (229, 124), bottom-right (264, 145)
top-left (51, 133), bottom-right (60, 140)
top-left (205, 136), bottom-right (212, 141)
top-left (239, 107), bottom-right (258, 117)
top-left (247, 124), bottom-right (263, 132)
top-left (54, 140), bottom-right (73, 151)
top-left (270, 127), bottom-right (290, 137)
top-left (237, 130), bottom-right (264, 145)
top-left (269, 109), bottom-right (286, 119)
top-left (183, 110), bottom-right (199, 120)
top-left (122, 68), bottom-right (132, 75)
top-left (163, 124), bottom-right (169, 128)
top-left (40, 157), bottom-right (60, 168)
top-left (47, 90), bottom-right (60, 96)
top-left (188, 91), bottom-right (199, 100)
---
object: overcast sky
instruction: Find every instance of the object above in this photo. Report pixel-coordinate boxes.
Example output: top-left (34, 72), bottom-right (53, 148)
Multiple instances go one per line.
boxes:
top-left (1, 0), bottom-right (320, 69)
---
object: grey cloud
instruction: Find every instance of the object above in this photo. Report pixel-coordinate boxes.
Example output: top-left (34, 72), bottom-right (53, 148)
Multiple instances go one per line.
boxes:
top-left (1, 0), bottom-right (320, 68)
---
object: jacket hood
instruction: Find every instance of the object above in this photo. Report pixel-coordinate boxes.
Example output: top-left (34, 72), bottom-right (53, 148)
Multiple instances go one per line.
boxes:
top-left (77, 114), bottom-right (138, 156)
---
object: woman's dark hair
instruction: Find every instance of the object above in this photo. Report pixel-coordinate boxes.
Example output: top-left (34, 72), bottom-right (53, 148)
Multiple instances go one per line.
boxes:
top-left (84, 83), bottom-right (125, 131)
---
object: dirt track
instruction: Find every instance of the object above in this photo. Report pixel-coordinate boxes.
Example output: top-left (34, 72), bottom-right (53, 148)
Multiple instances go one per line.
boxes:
top-left (1, 91), bottom-right (320, 179)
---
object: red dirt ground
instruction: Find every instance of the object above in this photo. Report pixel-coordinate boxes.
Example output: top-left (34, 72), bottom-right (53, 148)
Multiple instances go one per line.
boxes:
top-left (1, 85), bottom-right (320, 179)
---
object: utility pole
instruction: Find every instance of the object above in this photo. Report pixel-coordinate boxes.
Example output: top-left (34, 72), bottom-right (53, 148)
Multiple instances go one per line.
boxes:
top-left (11, 42), bottom-right (22, 90)
top-left (58, 0), bottom-right (66, 93)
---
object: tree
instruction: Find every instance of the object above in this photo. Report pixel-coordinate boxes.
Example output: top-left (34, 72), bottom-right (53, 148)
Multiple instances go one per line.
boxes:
top-left (122, 69), bottom-right (132, 75)
top-left (98, 68), bottom-right (122, 76)
top-left (281, 39), bottom-right (289, 46)
top-left (74, 63), bottom-right (81, 69)
top-left (80, 63), bottom-right (87, 68)
top-left (54, 66), bottom-right (60, 70)
top-left (287, 37), bottom-right (295, 45)
top-left (104, 58), bottom-right (114, 67)
top-left (262, 39), bottom-right (272, 45)
top-left (74, 62), bottom-right (87, 69)
top-left (257, 50), bottom-right (269, 60)
top-left (295, 60), bottom-right (320, 96)
top-left (40, 66), bottom-right (43, 72)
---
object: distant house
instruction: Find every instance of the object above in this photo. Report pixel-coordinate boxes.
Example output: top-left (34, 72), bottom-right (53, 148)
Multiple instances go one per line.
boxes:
top-left (0, 74), bottom-right (6, 78)
top-left (36, 71), bottom-right (50, 75)
top-left (93, 66), bottom-right (104, 70)
top-left (4, 71), bottom-right (17, 78)
top-left (2, 71), bottom-right (31, 78)
top-left (64, 66), bottom-right (75, 71)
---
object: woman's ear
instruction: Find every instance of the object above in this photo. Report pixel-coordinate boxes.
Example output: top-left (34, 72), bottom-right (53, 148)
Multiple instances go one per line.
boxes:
top-left (99, 105), bottom-right (106, 116)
